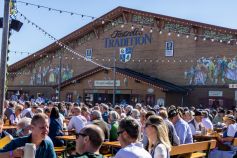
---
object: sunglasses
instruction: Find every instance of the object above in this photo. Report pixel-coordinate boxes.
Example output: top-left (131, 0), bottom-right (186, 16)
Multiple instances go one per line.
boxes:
top-left (76, 133), bottom-right (87, 139)
top-left (117, 130), bottom-right (125, 135)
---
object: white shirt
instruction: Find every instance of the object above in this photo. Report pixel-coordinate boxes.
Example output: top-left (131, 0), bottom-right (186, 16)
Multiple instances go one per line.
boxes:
top-left (21, 108), bottom-right (31, 117)
top-left (115, 142), bottom-right (152, 158)
top-left (202, 118), bottom-right (213, 130)
top-left (153, 144), bottom-right (169, 158)
top-left (67, 115), bottom-right (87, 133)
top-left (227, 124), bottom-right (237, 137)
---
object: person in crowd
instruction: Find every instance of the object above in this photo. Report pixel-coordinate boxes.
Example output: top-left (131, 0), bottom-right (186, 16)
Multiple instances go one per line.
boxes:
top-left (68, 107), bottom-right (87, 133)
top-left (145, 115), bottom-right (171, 158)
top-left (168, 109), bottom-right (193, 144)
top-left (114, 105), bottom-right (122, 117)
top-left (15, 117), bottom-right (32, 137)
top-left (9, 104), bottom-right (23, 125)
top-left (213, 109), bottom-right (225, 125)
top-left (0, 113), bottom-right (56, 158)
top-left (159, 110), bottom-right (180, 146)
top-left (48, 107), bottom-right (64, 147)
top-left (135, 103), bottom-right (142, 112)
top-left (23, 102), bottom-right (39, 118)
top-left (201, 111), bottom-right (213, 131)
top-left (188, 110), bottom-right (204, 135)
top-left (108, 111), bottom-right (120, 141)
top-left (44, 108), bottom-right (51, 118)
top-left (81, 106), bottom-right (91, 121)
top-left (91, 110), bottom-right (110, 141)
top-left (58, 102), bottom-right (67, 117)
top-left (209, 114), bottom-right (237, 158)
top-left (47, 101), bottom-right (54, 110)
top-left (217, 115), bottom-right (237, 147)
top-left (69, 124), bottom-right (105, 158)
top-left (125, 105), bottom-right (133, 116)
top-left (182, 109), bottom-right (193, 122)
top-left (101, 103), bottom-right (109, 123)
top-left (4, 101), bottom-right (15, 121)
top-left (21, 101), bottom-right (31, 117)
top-left (115, 117), bottom-right (151, 158)
top-left (131, 109), bottom-right (141, 122)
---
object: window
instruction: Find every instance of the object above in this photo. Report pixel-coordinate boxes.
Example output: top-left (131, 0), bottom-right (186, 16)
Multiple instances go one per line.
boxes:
top-left (86, 49), bottom-right (93, 60)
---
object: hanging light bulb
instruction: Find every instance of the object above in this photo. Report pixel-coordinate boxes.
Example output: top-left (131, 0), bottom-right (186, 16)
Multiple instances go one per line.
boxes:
top-left (112, 22), bottom-right (115, 26)
top-left (220, 40), bottom-right (223, 43)
top-left (102, 20), bottom-right (105, 24)
top-left (121, 24), bottom-right (124, 28)
top-left (159, 30), bottom-right (163, 34)
top-left (131, 25), bottom-right (134, 30)
top-left (141, 26), bottom-right (144, 31)
top-left (194, 36), bottom-right (197, 40)
top-left (228, 41), bottom-right (231, 44)
top-left (168, 32), bottom-right (171, 36)
top-left (177, 33), bottom-right (180, 37)
top-left (211, 39), bottom-right (215, 42)
top-left (186, 35), bottom-right (189, 38)
top-left (203, 37), bottom-right (206, 41)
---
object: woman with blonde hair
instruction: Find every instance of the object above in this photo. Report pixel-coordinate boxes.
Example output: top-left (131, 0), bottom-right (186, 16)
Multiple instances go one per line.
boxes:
top-left (145, 115), bottom-right (171, 158)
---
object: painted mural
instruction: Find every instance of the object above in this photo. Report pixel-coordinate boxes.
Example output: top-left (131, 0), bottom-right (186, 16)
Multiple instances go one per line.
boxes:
top-left (185, 56), bottom-right (237, 85)
top-left (29, 64), bottom-right (74, 85)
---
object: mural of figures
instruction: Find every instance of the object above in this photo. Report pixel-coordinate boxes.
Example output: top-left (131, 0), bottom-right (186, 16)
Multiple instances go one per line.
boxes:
top-left (28, 63), bottom-right (74, 85)
top-left (185, 56), bottom-right (237, 85)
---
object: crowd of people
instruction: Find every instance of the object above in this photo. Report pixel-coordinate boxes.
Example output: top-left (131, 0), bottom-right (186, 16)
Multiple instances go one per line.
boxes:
top-left (1, 99), bottom-right (237, 158)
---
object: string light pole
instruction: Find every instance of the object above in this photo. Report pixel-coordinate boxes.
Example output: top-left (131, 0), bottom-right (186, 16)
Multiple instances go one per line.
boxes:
top-left (0, 0), bottom-right (10, 117)
top-left (112, 50), bottom-right (116, 107)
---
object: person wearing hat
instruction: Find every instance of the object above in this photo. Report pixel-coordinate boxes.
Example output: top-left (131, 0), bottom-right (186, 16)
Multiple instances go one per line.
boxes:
top-left (168, 109), bottom-right (193, 144)
top-left (213, 109), bottom-right (225, 125)
top-left (188, 110), bottom-right (204, 135)
top-left (220, 115), bottom-right (237, 143)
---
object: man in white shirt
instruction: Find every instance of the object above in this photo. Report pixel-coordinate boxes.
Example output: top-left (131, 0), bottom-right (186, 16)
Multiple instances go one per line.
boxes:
top-left (68, 107), bottom-right (87, 133)
top-left (201, 111), bottom-right (213, 131)
top-left (115, 117), bottom-right (151, 158)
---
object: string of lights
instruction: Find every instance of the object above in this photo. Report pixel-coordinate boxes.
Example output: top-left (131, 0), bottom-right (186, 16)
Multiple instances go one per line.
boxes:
top-left (15, 9), bottom-right (111, 70)
top-left (14, 1), bottom-right (237, 45)
top-left (16, 0), bottom-right (96, 20)
top-left (9, 50), bottom-right (30, 55)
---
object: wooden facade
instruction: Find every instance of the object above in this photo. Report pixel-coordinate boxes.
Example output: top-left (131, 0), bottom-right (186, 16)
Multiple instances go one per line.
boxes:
top-left (7, 7), bottom-right (237, 108)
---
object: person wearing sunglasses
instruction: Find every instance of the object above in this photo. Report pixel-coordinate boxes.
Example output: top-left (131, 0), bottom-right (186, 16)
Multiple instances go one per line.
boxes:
top-left (145, 115), bottom-right (171, 158)
top-left (68, 124), bottom-right (105, 158)
top-left (114, 117), bottom-right (151, 158)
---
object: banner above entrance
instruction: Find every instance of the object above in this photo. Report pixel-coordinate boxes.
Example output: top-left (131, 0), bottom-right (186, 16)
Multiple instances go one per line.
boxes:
top-left (94, 80), bottom-right (120, 87)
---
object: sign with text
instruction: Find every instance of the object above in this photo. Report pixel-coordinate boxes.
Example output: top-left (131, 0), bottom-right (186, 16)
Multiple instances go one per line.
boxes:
top-left (94, 80), bottom-right (120, 87)
top-left (229, 84), bottom-right (237, 88)
top-left (165, 40), bottom-right (174, 57)
top-left (104, 28), bottom-right (152, 48)
top-left (208, 91), bottom-right (223, 97)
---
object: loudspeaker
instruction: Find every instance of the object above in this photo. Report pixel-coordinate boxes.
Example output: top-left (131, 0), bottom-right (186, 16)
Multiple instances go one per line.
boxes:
top-left (10, 19), bottom-right (23, 32)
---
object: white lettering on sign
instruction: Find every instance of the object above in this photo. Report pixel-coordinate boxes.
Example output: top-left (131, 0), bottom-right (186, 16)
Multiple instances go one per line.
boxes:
top-left (94, 80), bottom-right (120, 87)
top-left (208, 91), bottom-right (223, 97)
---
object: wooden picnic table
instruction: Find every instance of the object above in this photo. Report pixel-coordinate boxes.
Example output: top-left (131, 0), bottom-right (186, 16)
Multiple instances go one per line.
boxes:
top-left (3, 125), bottom-right (17, 130)
top-left (193, 133), bottom-right (221, 142)
top-left (102, 141), bottom-right (121, 148)
top-left (56, 135), bottom-right (76, 141)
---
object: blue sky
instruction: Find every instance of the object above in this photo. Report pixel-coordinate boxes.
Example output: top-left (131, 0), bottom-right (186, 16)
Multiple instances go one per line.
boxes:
top-left (1, 0), bottom-right (237, 64)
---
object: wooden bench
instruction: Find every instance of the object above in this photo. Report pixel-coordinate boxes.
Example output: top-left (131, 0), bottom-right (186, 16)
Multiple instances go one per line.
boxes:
top-left (170, 140), bottom-right (217, 158)
top-left (54, 146), bottom-right (66, 158)
top-left (233, 138), bottom-right (237, 146)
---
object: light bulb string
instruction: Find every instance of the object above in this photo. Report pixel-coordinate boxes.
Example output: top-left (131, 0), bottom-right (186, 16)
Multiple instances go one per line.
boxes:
top-left (16, 9), bottom-right (111, 70)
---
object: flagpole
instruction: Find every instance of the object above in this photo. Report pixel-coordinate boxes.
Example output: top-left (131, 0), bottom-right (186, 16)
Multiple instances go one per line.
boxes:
top-left (112, 50), bottom-right (116, 107)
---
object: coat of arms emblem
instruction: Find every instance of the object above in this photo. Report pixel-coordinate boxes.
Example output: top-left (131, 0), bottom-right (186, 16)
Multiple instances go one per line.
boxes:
top-left (119, 47), bottom-right (133, 63)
